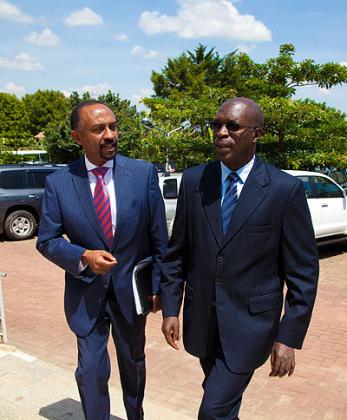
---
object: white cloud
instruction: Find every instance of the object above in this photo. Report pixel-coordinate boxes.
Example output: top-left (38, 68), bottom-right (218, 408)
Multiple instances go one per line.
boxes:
top-left (80, 83), bottom-right (111, 98)
top-left (61, 90), bottom-right (71, 98)
top-left (236, 43), bottom-right (256, 53)
top-left (132, 88), bottom-right (152, 103)
top-left (0, 53), bottom-right (45, 71)
top-left (25, 28), bottom-right (60, 47)
top-left (5, 82), bottom-right (25, 95)
top-left (139, 0), bottom-right (271, 41)
top-left (318, 87), bottom-right (332, 96)
top-left (114, 33), bottom-right (129, 41)
top-left (131, 45), bottom-right (160, 59)
top-left (340, 61), bottom-right (347, 67)
top-left (61, 83), bottom-right (111, 98)
top-left (0, 0), bottom-right (33, 24)
top-left (65, 7), bottom-right (103, 27)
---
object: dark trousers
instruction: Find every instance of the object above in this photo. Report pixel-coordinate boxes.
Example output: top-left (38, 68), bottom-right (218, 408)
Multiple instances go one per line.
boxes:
top-left (75, 287), bottom-right (146, 420)
top-left (198, 333), bottom-right (253, 420)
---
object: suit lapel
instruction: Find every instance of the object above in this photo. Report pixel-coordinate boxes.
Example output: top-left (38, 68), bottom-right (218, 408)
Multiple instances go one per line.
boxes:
top-left (71, 158), bottom-right (110, 247)
top-left (221, 156), bottom-right (269, 248)
top-left (200, 161), bottom-right (223, 247)
top-left (111, 155), bottom-right (132, 250)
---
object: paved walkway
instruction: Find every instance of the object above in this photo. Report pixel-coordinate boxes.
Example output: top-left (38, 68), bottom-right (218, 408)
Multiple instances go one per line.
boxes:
top-left (0, 238), bottom-right (347, 419)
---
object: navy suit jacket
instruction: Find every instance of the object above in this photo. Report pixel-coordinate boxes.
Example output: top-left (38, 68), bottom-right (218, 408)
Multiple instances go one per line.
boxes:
top-left (161, 157), bottom-right (319, 373)
top-left (37, 155), bottom-right (167, 337)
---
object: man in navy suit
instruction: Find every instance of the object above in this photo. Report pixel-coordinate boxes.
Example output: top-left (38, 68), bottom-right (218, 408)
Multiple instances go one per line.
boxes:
top-left (37, 100), bottom-right (167, 420)
top-left (161, 97), bottom-right (319, 419)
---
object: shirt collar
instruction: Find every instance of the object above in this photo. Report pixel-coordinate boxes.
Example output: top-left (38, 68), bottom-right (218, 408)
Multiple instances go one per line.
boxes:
top-left (84, 155), bottom-right (114, 172)
top-left (220, 156), bottom-right (255, 185)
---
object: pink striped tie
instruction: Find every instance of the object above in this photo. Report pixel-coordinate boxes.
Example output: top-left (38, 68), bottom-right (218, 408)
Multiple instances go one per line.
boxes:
top-left (91, 167), bottom-right (113, 246)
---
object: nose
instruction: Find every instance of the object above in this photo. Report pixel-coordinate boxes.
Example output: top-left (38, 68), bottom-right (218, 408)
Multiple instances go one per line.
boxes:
top-left (104, 125), bottom-right (117, 139)
top-left (216, 123), bottom-right (229, 138)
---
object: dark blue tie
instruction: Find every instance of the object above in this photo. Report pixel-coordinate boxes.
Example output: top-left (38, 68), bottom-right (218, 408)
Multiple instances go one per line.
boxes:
top-left (222, 172), bottom-right (239, 236)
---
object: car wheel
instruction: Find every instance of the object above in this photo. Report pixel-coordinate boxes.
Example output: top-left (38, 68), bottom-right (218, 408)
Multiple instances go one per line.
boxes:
top-left (4, 210), bottom-right (36, 241)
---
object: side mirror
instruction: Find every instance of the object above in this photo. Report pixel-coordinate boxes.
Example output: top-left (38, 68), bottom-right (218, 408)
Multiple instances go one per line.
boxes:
top-left (163, 179), bottom-right (178, 199)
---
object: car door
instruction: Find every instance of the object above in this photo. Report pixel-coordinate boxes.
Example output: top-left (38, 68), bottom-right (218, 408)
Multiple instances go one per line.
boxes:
top-left (296, 175), bottom-right (321, 237)
top-left (310, 175), bottom-right (347, 238)
top-left (0, 169), bottom-right (39, 208)
top-left (161, 177), bottom-right (179, 226)
top-left (26, 169), bottom-right (57, 210)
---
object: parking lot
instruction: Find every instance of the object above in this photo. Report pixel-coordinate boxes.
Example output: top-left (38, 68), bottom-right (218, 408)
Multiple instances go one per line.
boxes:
top-left (0, 237), bottom-right (347, 419)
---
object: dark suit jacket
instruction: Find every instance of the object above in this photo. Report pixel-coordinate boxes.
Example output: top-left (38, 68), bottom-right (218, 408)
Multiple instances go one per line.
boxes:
top-left (161, 157), bottom-right (319, 373)
top-left (37, 155), bottom-right (167, 337)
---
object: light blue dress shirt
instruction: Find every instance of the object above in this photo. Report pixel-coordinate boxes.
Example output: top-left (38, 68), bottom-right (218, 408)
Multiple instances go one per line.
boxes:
top-left (220, 156), bottom-right (255, 206)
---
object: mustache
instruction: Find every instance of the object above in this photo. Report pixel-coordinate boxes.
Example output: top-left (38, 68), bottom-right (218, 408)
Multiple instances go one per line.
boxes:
top-left (100, 140), bottom-right (117, 147)
top-left (213, 138), bottom-right (235, 147)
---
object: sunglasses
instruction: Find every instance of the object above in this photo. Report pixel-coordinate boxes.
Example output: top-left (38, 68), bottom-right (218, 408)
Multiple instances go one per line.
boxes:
top-left (210, 120), bottom-right (256, 132)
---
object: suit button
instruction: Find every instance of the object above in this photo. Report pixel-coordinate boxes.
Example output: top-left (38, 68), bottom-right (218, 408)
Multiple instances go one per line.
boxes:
top-left (216, 279), bottom-right (223, 286)
top-left (217, 256), bottom-right (224, 263)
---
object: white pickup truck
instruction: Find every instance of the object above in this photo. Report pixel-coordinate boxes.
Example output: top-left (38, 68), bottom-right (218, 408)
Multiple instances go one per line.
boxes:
top-left (159, 170), bottom-right (347, 245)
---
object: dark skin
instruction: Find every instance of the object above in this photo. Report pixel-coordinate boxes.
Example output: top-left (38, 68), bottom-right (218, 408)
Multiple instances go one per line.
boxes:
top-left (162, 98), bottom-right (295, 376)
top-left (71, 104), bottom-right (161, 312)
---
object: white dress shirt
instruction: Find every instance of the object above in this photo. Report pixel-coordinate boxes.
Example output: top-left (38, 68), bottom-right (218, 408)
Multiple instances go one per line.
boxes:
top-left (220, 156), bottom-right (255, 206)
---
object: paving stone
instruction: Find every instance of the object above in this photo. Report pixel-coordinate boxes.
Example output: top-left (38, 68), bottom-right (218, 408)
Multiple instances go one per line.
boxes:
top-left (0, 238), bottom-right (346, 419)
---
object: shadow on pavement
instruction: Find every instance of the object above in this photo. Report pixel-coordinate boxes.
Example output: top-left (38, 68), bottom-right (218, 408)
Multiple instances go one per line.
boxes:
top-left (39, 398), bottom-right (123, 420)
top-left (318, 242), bottom-right (347, 260)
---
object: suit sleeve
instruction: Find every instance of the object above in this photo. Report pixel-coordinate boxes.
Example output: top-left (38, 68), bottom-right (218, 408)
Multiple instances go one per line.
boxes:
top-left (148, 164), bottom-right (168, 294)
top-left (160, 172), bottom-right (187, 318)
top-left (276, 179), bottom-right (319, 349)
top-left (36, 175), bottom-right (86, 276)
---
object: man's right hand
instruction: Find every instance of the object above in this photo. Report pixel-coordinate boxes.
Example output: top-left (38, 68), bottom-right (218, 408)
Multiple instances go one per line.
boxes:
top-left (161, 317), bottom-right (180, 350)
top-left (81, 250), bottom-right (117, 274)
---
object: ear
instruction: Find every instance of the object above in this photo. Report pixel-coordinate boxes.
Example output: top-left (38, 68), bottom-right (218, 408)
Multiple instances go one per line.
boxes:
top-left (71, 129), bottom-right (82, 145)
top-left (253, 127), bottom-right (262, 143)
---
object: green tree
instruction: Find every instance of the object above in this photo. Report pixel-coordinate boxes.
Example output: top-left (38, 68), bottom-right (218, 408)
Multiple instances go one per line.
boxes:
top-left (152, 43), bottom-right (347, 100)
top-left (22, 90), bottom-right (70, 135)
top-left (0, 93), bottom-right (31, 162)
top-left (44, 119), bottom-right (81, 163)
top-left (258, 97), bottom-right (347, 169)
top-left (148, 44), bottom-right (347, 169)
top-left (152, 44), bottom-right (225, 99)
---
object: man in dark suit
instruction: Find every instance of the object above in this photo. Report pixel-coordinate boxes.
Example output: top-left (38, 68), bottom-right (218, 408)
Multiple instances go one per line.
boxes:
top-left (161, 97), bottom-right (319, 419)
top-left (37, 100), bottom-right (167, 420)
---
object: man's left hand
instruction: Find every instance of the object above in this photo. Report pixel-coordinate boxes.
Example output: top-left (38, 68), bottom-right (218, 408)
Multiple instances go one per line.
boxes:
top-left (269, 341), bottom-right (295, 377)
top-left (151, 295), bottom-right (161, 313)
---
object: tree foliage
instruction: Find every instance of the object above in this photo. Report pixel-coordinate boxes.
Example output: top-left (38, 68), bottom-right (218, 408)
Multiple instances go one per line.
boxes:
top-left (148, 44), bottom-right (347, 169)
top-left (0, 93), bottom-right (31, 162)
top-left (0, 43), bottom-right (346, 169)
top-left (152, 43), bottom-right (347, 100)
top-left (22, 90), bottom-right (70, 135)
top-left (258, 98), bottom-right (347, 169)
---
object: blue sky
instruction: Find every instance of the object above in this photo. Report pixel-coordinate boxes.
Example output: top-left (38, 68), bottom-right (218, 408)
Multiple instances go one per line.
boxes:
top-left (0, 0), bottom-right (346, 112)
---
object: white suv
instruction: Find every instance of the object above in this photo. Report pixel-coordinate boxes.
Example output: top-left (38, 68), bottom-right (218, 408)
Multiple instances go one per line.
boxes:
top-left (284, 170), bottom-right (347, 244)
top-left (158, 173), bottom-right (182, 232)
top-left (159, 170), bottom-right (347, 245)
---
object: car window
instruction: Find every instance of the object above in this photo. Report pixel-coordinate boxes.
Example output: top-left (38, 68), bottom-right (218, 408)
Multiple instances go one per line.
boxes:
top-left (312, 176), bottom-right (343, 198)
top-left (163, 178), bottom-right (178, 199)
top-left (27, 170), bottom-right (55, 188)
top-left (0, 170), bottom-right (27, 189)
top-left (297, 176), bottom-right (315, 198)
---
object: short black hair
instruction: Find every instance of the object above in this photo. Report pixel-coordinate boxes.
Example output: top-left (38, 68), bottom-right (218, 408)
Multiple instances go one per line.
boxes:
top-left (70, 100), bottom-right (108, 130)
